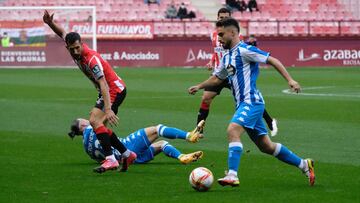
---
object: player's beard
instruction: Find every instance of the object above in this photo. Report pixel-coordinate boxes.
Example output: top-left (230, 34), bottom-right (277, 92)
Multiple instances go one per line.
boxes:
top-left (222, 40), bottom-right (231, 50)
top-left (72, 54), bottom-right (81, 60)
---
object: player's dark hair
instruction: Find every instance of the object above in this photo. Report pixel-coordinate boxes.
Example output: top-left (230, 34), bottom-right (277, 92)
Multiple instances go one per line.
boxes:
top-left (65, 32), bottom-right (81, 45)
top-left (216, 17), bottom-right (240, 33)
top-left (68, 119), bottom-right (81, 139)
top-left (217, 7), bottom-right (231, 17)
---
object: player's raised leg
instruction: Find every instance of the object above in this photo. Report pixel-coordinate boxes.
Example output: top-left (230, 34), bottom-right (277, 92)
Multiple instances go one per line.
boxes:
top-left (254, 135), bottom-right (315, 186)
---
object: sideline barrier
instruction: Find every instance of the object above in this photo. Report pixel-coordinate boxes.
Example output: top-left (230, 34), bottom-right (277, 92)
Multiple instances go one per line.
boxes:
top-left (1, 39), bottom-right (359, 67)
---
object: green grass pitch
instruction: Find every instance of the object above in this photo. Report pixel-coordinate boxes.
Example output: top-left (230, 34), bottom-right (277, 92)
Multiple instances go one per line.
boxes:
top-left (0, 67), bottom-right (359, 202)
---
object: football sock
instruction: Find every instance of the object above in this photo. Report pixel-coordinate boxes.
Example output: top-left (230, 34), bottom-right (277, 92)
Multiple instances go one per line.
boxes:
top-left (197, 102), bottom-right (210, 124)
top-left (263, 109), bottom-right (273, 130)
top-left (161, 141), bottom-right (181, 159)
top-left (108, 129), bottom-right (128, 154)
top-left (121, 150), bottom-right (131, 158)
top-left (157, 124), bottom-right (187, 139)
top-left (298, 159), bottom-right (306, 171)
top-left (228, 142), bottom-right (243, 176)
top-left (94, 125), bottom-right (113, 156)
top-left (105, 154), bottom-right (116, 162)
top-left (273, 143), bottom-right (302, 167)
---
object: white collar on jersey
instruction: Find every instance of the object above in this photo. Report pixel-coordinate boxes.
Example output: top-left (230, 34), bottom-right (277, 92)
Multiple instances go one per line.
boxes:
top-left (229, 41), bottom-right (243, 52)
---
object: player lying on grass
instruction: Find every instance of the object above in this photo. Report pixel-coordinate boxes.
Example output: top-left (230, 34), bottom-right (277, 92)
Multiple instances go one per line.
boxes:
top-left (68, 118), bottom-right (205, 165)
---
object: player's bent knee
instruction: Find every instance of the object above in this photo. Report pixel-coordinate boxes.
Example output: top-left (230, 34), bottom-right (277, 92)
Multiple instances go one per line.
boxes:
top-left (156, 124), bottom-right (162, 134)
top-left (258, 143), bottom-right (276, 154)
top-left (201, 97), bottom-right (213, 105)
top-left (156, 140), bottom-right (169, 149)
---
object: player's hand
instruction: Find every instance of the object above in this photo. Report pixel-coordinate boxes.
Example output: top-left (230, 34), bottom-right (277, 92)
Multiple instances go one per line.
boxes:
top-left (188, 85), bottom-right (200, 95)
top-left (206, 61), bottom-right (214, 71)
top-left (105, 109), bottom-right (119, 126)
top-left (288, 80), bottom-right (301, 93)
top-left (43, 10), bottom-right (54, 24)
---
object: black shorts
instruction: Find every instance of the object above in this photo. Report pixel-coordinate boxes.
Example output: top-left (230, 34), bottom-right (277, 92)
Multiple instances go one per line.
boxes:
top-left (94, 88), bottom-right (127, 115)
top-left (204, 78), bottom-right (231, 95)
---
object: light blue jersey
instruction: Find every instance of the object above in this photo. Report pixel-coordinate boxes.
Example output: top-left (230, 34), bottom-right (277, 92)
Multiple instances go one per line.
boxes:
top-left (83, 126), bottom-right (121, 163)
top-left (83, 126), bottom-right (154, 164)
top-left (214, 42), bottom-right (269, 108)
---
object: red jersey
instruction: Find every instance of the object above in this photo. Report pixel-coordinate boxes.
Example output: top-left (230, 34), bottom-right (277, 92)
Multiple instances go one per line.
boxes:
top-left (73, 43), bottom-right (126, 101)
top-left (210, 31), bottom-right (224, 70)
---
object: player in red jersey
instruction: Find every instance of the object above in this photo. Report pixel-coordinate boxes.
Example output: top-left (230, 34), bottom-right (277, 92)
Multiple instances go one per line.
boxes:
top-left (197, 8), bottom-right (278, 136)
top-left (43, 10), bottom-right (136, 173)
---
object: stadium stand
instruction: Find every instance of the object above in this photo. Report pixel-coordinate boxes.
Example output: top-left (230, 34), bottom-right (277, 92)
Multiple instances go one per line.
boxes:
top-left (223, 0), bottom-right (359, 37)
top-left (0, 0), bottom-right (359, 37)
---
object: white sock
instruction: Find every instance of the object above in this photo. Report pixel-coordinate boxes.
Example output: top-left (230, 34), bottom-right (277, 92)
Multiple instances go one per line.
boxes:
top-left (122, 150), bottom-right (130, 158)
top-left (106, 154), bottom-right (116, 161)
top-left (228, 170), bottom-right (238, 177)
top-left (185, 132), bottom-right (190, 139)
top-left (298, 159), bottom-right (307, 172)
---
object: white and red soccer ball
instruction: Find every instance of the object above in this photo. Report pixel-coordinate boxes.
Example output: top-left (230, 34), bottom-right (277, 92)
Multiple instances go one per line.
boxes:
top-left (189, 167), bottom-right (214, 192)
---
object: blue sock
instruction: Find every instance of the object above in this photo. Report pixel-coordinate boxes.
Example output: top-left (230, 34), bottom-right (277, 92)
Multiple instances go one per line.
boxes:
top-left (162, 142), bottom-right (182, 159)
top-left (228, 142), bottom-right (243, 175)
top-left (273, 143), bottom-right (302, 167)
top-left (157, 125), bottom-right (187, 139)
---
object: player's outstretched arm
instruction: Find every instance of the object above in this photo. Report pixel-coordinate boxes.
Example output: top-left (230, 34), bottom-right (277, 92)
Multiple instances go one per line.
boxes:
top-left (43, 10), bottom-right (66, 40)
top-left (267, 56), bottom-right (301, 93)
top-left (188, 75), bottom-right (223, 95)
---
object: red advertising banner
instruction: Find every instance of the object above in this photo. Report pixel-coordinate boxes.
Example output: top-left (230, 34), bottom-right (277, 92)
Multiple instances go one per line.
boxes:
top-left (69, 22), bottom-right (154, 39)
top-left (259, 40), bottom-right (360, 67)
top-left (1, 39), bottom-right (359, 67)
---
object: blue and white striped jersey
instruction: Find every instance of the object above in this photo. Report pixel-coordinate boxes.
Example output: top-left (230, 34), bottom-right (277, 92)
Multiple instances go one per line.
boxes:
top-left (213, 42), bottom-right (270, 108)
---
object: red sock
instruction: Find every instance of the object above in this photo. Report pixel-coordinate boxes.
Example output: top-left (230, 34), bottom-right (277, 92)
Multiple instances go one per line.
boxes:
top-left (200, 101), bottom-right (210, 110)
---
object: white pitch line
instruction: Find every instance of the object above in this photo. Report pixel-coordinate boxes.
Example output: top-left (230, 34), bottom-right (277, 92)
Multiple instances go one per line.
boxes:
top-left (282, 86), bottom-right (360, 98)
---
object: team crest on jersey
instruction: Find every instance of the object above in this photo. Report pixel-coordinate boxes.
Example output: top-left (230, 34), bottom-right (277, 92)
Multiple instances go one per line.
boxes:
top-left (226, 64), bottom-right (236, 76)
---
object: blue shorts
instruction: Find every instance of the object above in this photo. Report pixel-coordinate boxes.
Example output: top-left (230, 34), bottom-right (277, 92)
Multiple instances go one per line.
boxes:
top-left (119, 129), bottom-right (155, 163)
top-left (230, 103), bottom-right (268, 141)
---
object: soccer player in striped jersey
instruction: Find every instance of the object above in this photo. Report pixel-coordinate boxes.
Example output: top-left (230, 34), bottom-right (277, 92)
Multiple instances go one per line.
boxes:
top-left (43, 10), bottom-right (136, 173)
top-left (188, 18), bottom-right (315, 187)
top-left (68, 118), bottom-right (205, 165)
top-left (198, 8), bottom-right (278, 136)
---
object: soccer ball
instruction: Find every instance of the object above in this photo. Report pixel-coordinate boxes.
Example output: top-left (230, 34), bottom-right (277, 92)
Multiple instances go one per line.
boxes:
top-left (189, 167), bottom-right (214, 192)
